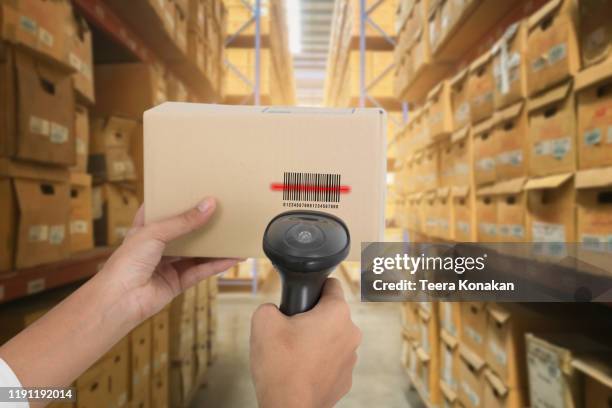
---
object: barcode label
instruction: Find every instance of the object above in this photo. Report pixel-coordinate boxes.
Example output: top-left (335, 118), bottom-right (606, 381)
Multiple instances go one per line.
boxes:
top-left (282, 172), bottom-right (343, 203)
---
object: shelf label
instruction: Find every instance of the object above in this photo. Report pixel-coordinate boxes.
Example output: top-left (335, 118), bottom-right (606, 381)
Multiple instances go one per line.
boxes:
top-left (27, 278), bottom-right (45, 295)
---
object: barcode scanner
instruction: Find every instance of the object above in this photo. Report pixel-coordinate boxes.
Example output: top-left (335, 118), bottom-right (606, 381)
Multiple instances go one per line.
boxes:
top-left (263, 210), bottom-right (351, 316)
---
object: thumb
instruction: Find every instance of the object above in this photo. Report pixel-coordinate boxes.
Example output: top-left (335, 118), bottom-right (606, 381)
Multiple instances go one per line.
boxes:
top-left (144, 197), bottom-right (216, 243)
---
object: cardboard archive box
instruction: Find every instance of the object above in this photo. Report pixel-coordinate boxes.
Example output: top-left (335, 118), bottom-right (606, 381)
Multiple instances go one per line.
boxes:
top-left (575, 167), bottom-right (612, 254)
top-left (76, 359), bottom-right (110, 408)
top-left (526, 0), bottom-right (580, 96)
top-left (492, 22), bottom-right (528, 110)
top-left (493, 101), bottom-right (528, 182)
top-left (451, 185), bottom-right (474, 242)
top-left (169, 288), bottom-right (196, 407)
top-left (451, 68), bottom-right (471, 132)
top-left (106, 337), bottom-right (129, 408)
top-left (89, 116), bottom-right (137, 183)
top-left (426, 80), bottom-right (454, 140)
top-left (467, 51), bottom-right (495, 125)
top-left (440, 328), bottom-right (460, 394)
top-left (92, 183), bottom-right (139, 246)
top-left (0, 47), bottom-right (75, 165)
top-left (450, 126), bottom-right (471, 187)
top-left (71, 105), bottom-right (90, 173)
top-left (578, 0), bottom-right (612, 68)
top-left (0, 159), bottom-right (70, 271)
top-left (69, 172), bottom-right (93, 254)
top-left (131, 321), bottom-right (152, 407)
top-left (475, 185), bottom-right (498, 242)
top-left (525, 173), bottom-right (576, 246)
top-left (460, 302), bottom-right (487, 360)
top-left (66, 10), bottom-right (94, 104)
top-left (527, 81), bottom-right (576, 177)
top-left (144, 104), bottom-right (386, 261)
top-left (491, 178), bottom-right (527, 243)
top-left (575, 62), bottom-right (612, 170)
top-left (95, 63), bottom-right (167, 120)
top-left (458, 344), bottom-right (487, 408)
top-left (472, 117), bottom-right (496, 186)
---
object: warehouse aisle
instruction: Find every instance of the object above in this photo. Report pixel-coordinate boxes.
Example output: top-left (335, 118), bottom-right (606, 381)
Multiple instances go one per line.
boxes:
top-left (191, 275), bottom-right (425, 408)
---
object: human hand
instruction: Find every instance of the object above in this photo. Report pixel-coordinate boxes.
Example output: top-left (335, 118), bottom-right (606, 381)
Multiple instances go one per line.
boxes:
top-left (249, 278), bottom-right (362, 408)
top-left (96, 197), bottom-right (241, 326)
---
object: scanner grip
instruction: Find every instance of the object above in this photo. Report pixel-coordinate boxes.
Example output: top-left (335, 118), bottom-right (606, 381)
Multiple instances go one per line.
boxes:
top-left (278, 269), bottom-right (332, 316)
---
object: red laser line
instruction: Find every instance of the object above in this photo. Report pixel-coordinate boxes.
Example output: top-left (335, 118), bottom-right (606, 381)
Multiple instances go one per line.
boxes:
top-left (270, 183), bottom-right (352, 193)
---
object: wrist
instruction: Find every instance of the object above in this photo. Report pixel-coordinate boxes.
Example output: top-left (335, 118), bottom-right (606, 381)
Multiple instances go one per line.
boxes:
top-left (256, 383), bottom-right (314, 408)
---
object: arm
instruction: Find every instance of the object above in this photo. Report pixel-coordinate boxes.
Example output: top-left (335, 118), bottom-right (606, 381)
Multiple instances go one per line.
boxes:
top-left (250, 278), bottom-right (362, 408)
top-left (0, 197), bottom-right (240, 394)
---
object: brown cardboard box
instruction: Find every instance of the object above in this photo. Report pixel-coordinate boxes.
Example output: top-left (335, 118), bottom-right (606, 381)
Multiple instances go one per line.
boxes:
top-left (66, 10), bottom-right (94, 104)
top-left (415, 345), bottom-right (441, 406)
top-left (426, 80), bottom-right (454, 140)
top-left (76, 360), bottom-right (110, 408)
top-left (493, 102), bottom-right (528, 182)
top-left (166, 74), bottom-right (189, 102)
top-left (435, 187), bottom-right (452, 240)
top-left (492, 22), bottom-right (528, 110)
top-left (69, 173), bottom-right (93, 254)
top-left (418, 302), bottom-right (440, 355)
top-left (131, 321), bottom-right (152, 407)
top-left (0, 47), bottom-right (75, 165)
top-left (423, 190), bottom-right (437, 237)
top-left (89, 116), bottom-right (137, 182)
top-left (441, 328), bottom-right (460, 393)
top-left (458, 344), bottom-right (486, 408)
top-left (451, 68), bottom-right (471, 131)
top-left (451, 185), bottom-right (474, 242)
top-left (0, 159), bottom-right (70, 271)
top-left (476, 186), bottom-right (498, 242)
top-left (149, 0), bottom-right (176, 37)
top-left (187, 0), bottom-right (205, 32)
top-left (482, 369), bottom-right (526, 408)
top-left (526, 333), bottom-right (612, 408)
top-left (492, 178), bottom-right (527, 243)
top-left (144, 104), bottom-right (386, 261)
top-left (526, 0), bottom-right (579, 96)
top-left (95, 63), bottom-right (167, 120)
top-left (525, 173), bottom-right (576, 244)
top-left (576, 62), bottom-right (612, 170)
top-left (71, 105), bottom-right (90, 173)
top-left (169, 289), bottom-right (196, 361)
top-left (440, 302), bottom-right (461, 339)
top-left (439, 138), bottom-right (454, 187)
top-left (401, 302), bottom-right (420, 342)
top-left (187, 29), bottom-right (205, 72)
top-left (527, 81), bottom-right (576, 177)
top-left (575, 167), bottom-right (612, 249)
top-left (170, 355), bottom-right (194, 407)
top-left (460, 302), bottom-right (487, 360)
top-left (0, 0), bottom-right (72, 64)
top-left (579, 0), bottom-right (612, 68)
top-left (174, 3), bottom-right (187, 54)
top-left (92, 183), bottom-right (139, 246)
top-left (422, 143), bottom-right (439, 192)
top-left (450, 126), bottom-right (471, 187)
top-left (107, 337), bottom-right (129, 408)
top-left (468, 51), bottom-right (495, 124)
top-left (472, 117), bottom-right (496, 186)
top-left (151, 369), bottom-right (169, 408)
top-left (152, 310), bottom-right (170, 374)
top-left (584, 365), bottom-right (612, 408)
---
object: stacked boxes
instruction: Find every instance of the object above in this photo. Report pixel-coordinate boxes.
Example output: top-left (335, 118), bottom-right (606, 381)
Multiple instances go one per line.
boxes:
top-left (169, 287), bottom-right (196, 407)
top-left (152, 310), bottom-right (170, 408)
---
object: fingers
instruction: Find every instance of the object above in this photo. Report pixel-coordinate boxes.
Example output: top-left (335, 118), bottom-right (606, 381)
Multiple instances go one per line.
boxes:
top-left (145, 197), bottom-right (216, 244)
top-left (132, 204), bottom-right (145, 228)
top-left (176, 257), bottom-right (241, 289)
top-left (251, 303), bottom-right (284, 335)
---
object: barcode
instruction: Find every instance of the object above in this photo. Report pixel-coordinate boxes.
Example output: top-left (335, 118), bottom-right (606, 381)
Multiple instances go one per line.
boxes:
top-left (283, 172), bottom-right (342, 203)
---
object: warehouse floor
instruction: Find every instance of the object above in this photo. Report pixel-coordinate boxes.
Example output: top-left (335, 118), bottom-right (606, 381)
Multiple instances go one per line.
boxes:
top-left (191, 275), bottom-right (425, 408)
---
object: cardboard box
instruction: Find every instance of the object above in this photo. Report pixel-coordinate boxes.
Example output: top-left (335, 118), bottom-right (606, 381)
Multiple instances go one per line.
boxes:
top-left (71, 105), bottom-right (90, 173)
top-left (451, 68), bottom-right (471, 131)
top-left (69, 173), bottom-right (93, 254)
top-left (441, 328), bottom-right (460, 393)
top-left (440, 302), bottom-right (461, 339)
top-left (0, 159), bottom-right (70, 271)
top-left (460, 302), bottom-right (487, 359)
top-left (0, 0), bottom-right (72, 64)
top-left (92, 183), bottom-right (139, 246)
top-left (174, 3), bottom-right (188, 54)
top-left (576, 62), bottom-right (612, 170)
top-left (106, 337), bottom-right (129, 408)
top-left (187, 29), bottom-right (205, 72)
top-left (95, 63), bottom-right (167, 120)
top-left (451, 185), bottom-right (474, 242)
top-left (76, 360), bottom-right (110, 408)
top-left (166, 74), bottom-right (189, 102)
top-left (527, 81), bottom-right (576, 177)
top-left (169, 289), bottom-right (196, 360)
top-left (66, 10), bottom-right (94, 104)
top-left (491, 178), bottom-right (527, 243)
top-left (482, 368), bottom-right (526, 408)
top-left (152, 310), bottom-right (170, 374)
top-left (526, 0), bottom-right (579, 96)
top-left (422, 143), bottom-right (439, 192)
top-left (526, 333), bottom-right (612, 408)
top-left (0, 47), bottom-right (75, 165)
top-left (579, 0), bottom-right (612, 68)
top-left (439, 138), bottom-right (454, 187)
top-left (170, 355), bottom-right (194, 407)
top-left (575, 167), bottom-right (612, 249)
top-left (415, 345), bottom-right (441, 406)
top-left (468, 51), bottom-right (495, 124)
top-left (450, 126), bottom-right (471, 187)
top-left (472, 117), bottom-right (496, 186)
top-left (475, 186), bottom-right (498, 242)
top-left (151, 370), bottom-right (169, 408)
top-left (423, 190), bottom-right (437, 237)
top-left (525, 173), bottom-right (575, 245)
top-left (584, 366), bottom-right (612, 408)
top-left (492, 22), bottom-right (528, 110)
top-left (426, 80), bottom-right (454, 140)
top-left (458, 344), bottom-right (486, 408)
top-left (89, 116), bottom-right (137, 182)
top-left (493, 101), bottom-right (528, 182)
top-left (435, 187), bottom-right (452, 240)
top-left (144, 104), bottom-right (386, 261)
top-left (418, 302), bottom-right (440, 355)
top-left (150, 0), bottom-right (176, 37)
top-left (131, 321), bottom-right (152, 406)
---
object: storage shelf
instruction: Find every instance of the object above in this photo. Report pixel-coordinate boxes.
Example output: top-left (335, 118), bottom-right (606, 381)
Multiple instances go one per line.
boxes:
top-left (226, 34), bottom-right (270, 49)
top-left (349, 35), bottom-right (396, 51)
top-left (74, 0), bottom-right (218, 101)
top-left (0, 247), bottom-right (114, 305)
